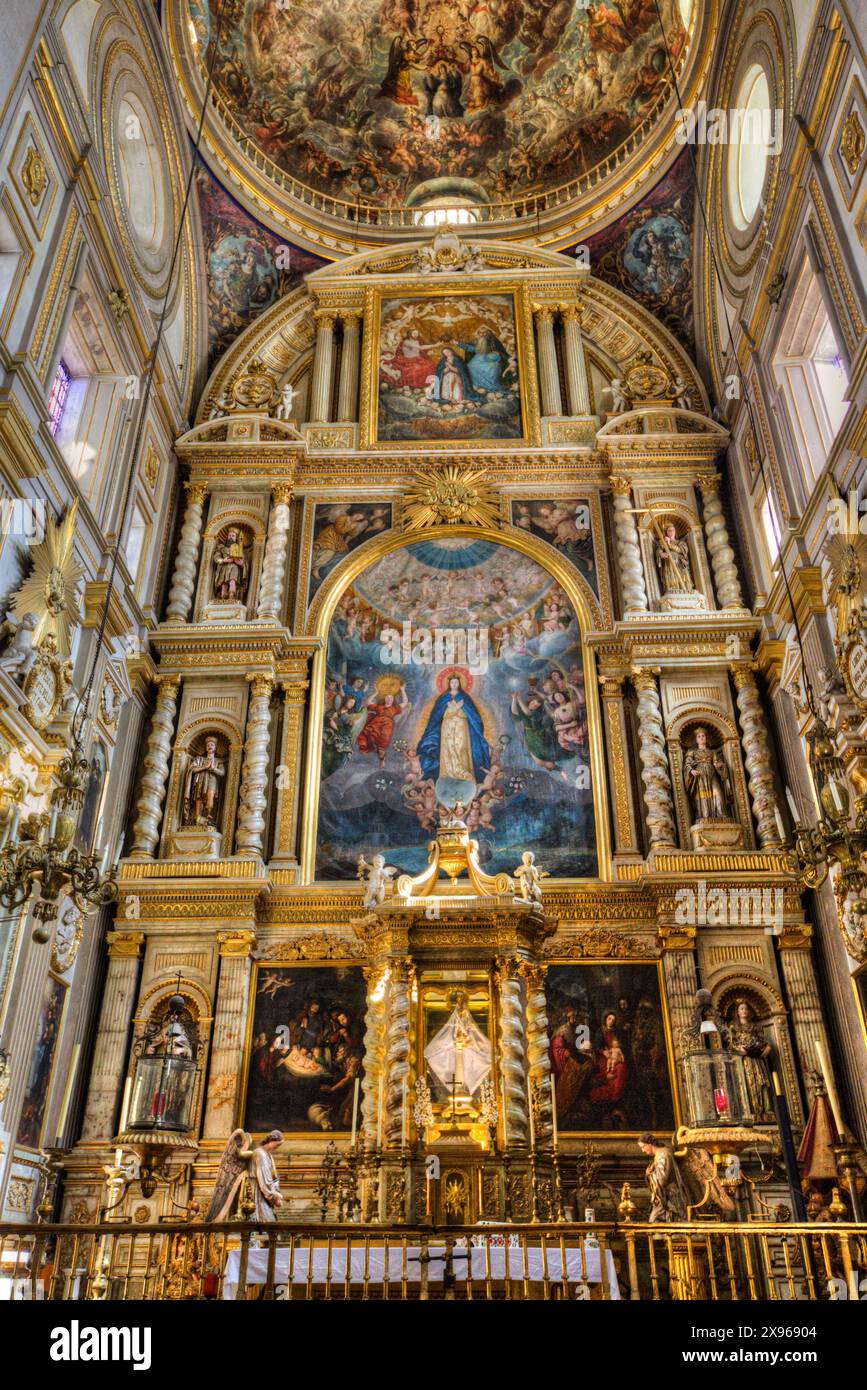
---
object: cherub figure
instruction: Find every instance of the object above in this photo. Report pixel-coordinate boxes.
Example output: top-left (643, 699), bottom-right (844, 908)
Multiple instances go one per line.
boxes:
top-left (357, 852), bottom-right (397, 909)
top-left (273, 382), bottom-right (297, 422)
top-left (0, 611), bottom-right (39, 679)
top-left (514, 849), bottom-right (548, 905)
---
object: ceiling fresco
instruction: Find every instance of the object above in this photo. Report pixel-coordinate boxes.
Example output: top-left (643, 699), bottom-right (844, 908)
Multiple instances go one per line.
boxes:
top-left (187, 0), bottom-right (693, 211)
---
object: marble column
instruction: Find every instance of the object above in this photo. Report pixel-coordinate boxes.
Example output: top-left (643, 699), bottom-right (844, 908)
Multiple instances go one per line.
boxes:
top-left (599, 674), bottom-right (641, 853)
top-left (533, 306), bottom-right (563, 417)
top-left (495, 957), bottom-right (529, 1147)
top-left (336, 311), bottom-right (362, 422)
top-left (129, 677), bottom-right (180, 857)
top-left (384, 959), bottom-right (411, 1149)
top-left (633, 668), bottom-right (678, 849)
top-left (236, 675), bottom-right (274, 857)
top-left (521, 963), bottom-right (554, 1146)
top-left (732, 664), bottom-right (783, 849)
top-left (560, 304), bottom-right (591, 415)
top-left (698, 473), bottom-right (745, 610)
top-left (309, 310), bottom-right (337, 423)
top-left (165, 484), bottom-right (207, 622)
top-left (361, 963), bottom-right (388, 1150)
top-left (203, 931), bottom-right (256, 1138)
top-left (659, 927), bottom-right (699, 1099)
top-left (273, 677), bottom-right (308, 863)
top-left (777, 927), bottom-right (828, 1113)
top-left (611, 477), bottom-right (649, 615)
top-left (80, 932), bottom-right (144, 1140)
top-left (256, 485), bottom-right (292, 623)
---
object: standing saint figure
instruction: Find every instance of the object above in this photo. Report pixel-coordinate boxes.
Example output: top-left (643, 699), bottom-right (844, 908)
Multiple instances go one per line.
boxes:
top-left (654, 521), bottom-right (694, 595)
top-left (206, 1129), bottom-right (285, 1222)
top-left (417, 673), bottom-right (489, 784)
top-left (728, 999), bottom-right (773, 1121)
top-left (183, 736), bottom-right (226, 828)
top-left (683, 726), bottom-right (734, 822)
top-left (637, 1134), bottom-right (689, 1222)
top-left (213, 527), bottom-right (249, 602)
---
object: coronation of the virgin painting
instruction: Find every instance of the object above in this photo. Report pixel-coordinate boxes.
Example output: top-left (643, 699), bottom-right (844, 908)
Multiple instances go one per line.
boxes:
top-left (190, 0), bottom-right (692, 206)
top-left (316, 537), bottom-right (596, 879)
top-left (377, 294), bottom-right (521, 441)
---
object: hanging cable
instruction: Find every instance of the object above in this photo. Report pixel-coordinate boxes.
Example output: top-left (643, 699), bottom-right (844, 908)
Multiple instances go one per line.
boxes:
top-left (71, 0), bottom-right (230, 750)
top-left (648, 0), bottom-right (818, 716)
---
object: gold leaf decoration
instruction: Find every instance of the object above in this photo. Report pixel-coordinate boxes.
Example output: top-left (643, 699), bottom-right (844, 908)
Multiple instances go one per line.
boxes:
top-left (11, 499), bottom-right (83, 658)
top-left (401, 465), bottom-right (500, 530)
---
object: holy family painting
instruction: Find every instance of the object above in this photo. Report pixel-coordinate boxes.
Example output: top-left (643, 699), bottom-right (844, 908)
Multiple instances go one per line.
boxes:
top-left (243, 965), bottom-right (367, 1135)
top-left (376, 293), bottom-right (523, 442)
top-left (546, 963), bottom-right (676, 1133)
top-left (316, 536), bottom-right (597, 878)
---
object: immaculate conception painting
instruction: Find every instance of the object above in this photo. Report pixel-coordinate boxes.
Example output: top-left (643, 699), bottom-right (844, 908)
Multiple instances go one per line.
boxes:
top-left (244, 966), bottom-right (367, 1134)
top-left (316, 537), bottom-right (597, 878)
top-left (377, 294), bottom-right (522, 442)
top-left (545, 964), bottom-right (676, 1133)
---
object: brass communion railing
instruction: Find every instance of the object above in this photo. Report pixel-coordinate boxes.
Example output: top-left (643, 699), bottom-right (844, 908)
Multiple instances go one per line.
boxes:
top-left (2, 1220), bottom-right (866, 1301)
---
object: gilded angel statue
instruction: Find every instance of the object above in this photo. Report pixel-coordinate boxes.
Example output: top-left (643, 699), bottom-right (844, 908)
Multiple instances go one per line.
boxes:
top-left (205, 1128), bottom-right (285, 1223)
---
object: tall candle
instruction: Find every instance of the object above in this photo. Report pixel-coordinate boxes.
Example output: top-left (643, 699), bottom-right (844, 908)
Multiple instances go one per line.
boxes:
top-left (115, 1075), bottom-right (132, 1167)
top-left (549, 1073), bottom-right (558, 1150)
top-left (501, 1070), bottom-right (509, 1148)
top-left (527, 1077), bottom-right (536, 1149)
top-left (55, 1042), bottom-right (80, 1145)
top-left (350, 1076), bottom-right (360, 1149)
top-left (376, 1072), bottom-right (384, 1150)
top-left (401, 1077), bottom-right (408, 1147)
top-left (774, 805), bottom-right (786, 844)
top-left (785, 786), bottom-right (799, 822)
top-left (815, 1039), bottom-right (845, 1139)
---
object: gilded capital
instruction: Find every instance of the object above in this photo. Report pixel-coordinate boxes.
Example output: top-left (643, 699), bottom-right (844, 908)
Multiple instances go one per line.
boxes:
top-left (218, 929), bottom-right (256, 957)
top-left (599, 673), bottom-right (625, 695)
top-left (610, 475), bottom-right (632, 497)
top-left (632, 667), bottom-right (660, 693)
top-left (697, 473), bottom-right (721, 498)
top-left (106, 931), bottom-right (145, 959)
top-left (184, 482), bottom-right (208, 506)
top-left (155, 675), bottom-right (181, 701)
top-left (532, 304), bottom-right (555, 326)
top-left (731, 663), bottom-right (757, 691)
top-left (271, 484), bottom-right (293, 507)
top-left (313, 308), bottom-right (337, 330)
top-left (340, 310), bottom-right (362, 328)
top-left (559, 303), bottom-right (583, 324)
top-left (248, 673), bottom-right (275, 700)
top-left (658, 923), bottom-right (697, 950)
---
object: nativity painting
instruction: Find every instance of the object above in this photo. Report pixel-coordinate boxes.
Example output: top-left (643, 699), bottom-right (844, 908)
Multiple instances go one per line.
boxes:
top-left (316, 537), bottom-right (597, 878)
top-left (377, 294), bottom-right (522, 442)
top-left (243, 965), bottom-right (367, 1134)
top-left (545, 963), bottom-right (676, 1133)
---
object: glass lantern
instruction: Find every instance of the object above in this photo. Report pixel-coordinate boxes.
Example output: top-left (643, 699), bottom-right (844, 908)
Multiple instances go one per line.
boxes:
top-left (682, 1047), bottom-right (752, 1128)
top-left (126, 994), bottom-right (200, 1136)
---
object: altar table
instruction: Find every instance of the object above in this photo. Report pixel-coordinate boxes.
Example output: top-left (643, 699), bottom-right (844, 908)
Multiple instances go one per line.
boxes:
top-left (223, 1242), bottom-right (620, 1298)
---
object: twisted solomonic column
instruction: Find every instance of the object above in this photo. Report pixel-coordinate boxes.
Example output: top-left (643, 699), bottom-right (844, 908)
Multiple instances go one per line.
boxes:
top-left (361, 963), bottom-right (388, 1150)
top-left (165, 484), bottom-right (207, 622)
top-left (732, 664), bottom-right (784, 848)
top-left (384, 960), bottom-right (412, 1149)
top-left (236, 674), bottom-right (274, 857)
top-left (698, 473), bottom-right (745, 610)
top-left (533, 306), bottom-right (563, 417)
top-left (520, 962), bottom-right (554, 1146)
top-left (495, 957), bottom-right (529, 1147)
top-left (611, 477), bottom-right (649, 615)
top-left (257, 485), bottom-right (292, 623)
top-left (632, 669), bottom-right (678, 849)
top-left (129, 677), bottom-right (180, 857)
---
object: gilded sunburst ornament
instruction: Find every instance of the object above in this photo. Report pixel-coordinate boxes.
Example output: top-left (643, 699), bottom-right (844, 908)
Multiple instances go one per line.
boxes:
top-left (11, 499), bottom-right (83, 658)
top-left (401, 465), bottom-right (500, 531)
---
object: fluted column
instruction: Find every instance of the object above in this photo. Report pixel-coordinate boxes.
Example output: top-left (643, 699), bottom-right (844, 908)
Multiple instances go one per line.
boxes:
top-left (611, 477), bottom-right (649, 614)
top-left (384, 959), bottom-right (411, 1149)
top-left (361, 963), bottom-right (388, 1149)
top-left (659, 926), bottom-right (699, 1100)
top-left (80, 932), bottom-right (144, 1140)
top-left (203, 931), bottom-right (256, 1138)
top-left (495, 957), bottom-right (529, 1147)
top-left (166, 484), bottom-right (207, 622)
top-left (732, 664), bottom-right (783, 848)
top-left (533, 306), bottom-right (562, 416)
top-left (273, 677), bottom-right (309, 862)
top-left (599, 673), bottom-right (641, 853)
top-left (698, 473), bottom-right (745, 610)
top-left (776, 927), bottom-right (828, 1125)
top-left (309, 309), bottom-right (337, 423)
top-left (257, 485), bottom-right (292, 623)
top-left (129, 677), bottom-right (180, 857)
top-left (336, 311), bottom-right (362, 422)
top-left (633, 668), bottom-right (677, 848)
top-left (236, 675), bottom-right (274, 857)
top-left (521, 962), bottom-right (554, 1146)
top-left (560, 304), bottom-right (591, 414)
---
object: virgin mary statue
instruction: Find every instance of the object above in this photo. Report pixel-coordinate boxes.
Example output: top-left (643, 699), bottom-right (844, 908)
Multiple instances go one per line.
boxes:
top-left (417, 673), bottom-right (489, 784)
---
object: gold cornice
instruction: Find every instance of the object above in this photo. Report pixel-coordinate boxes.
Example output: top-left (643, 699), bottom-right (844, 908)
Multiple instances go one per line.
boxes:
top-left (106, 931), bottom-right (145, 959)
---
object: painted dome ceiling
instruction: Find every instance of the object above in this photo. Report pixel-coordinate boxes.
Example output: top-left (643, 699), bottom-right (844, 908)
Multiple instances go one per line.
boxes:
top-left (171, 0), bottom-right (710, 251)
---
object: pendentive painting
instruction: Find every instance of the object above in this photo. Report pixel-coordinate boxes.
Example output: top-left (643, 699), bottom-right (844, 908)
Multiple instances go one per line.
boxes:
top-left (377, 294), bottom-right (522, 443)
top-left (545, 964), bottom-right (676, 1133)
top-left (307, 502), bottom-right (393, 607)
top-left (243, 965), bottom-right (366, 1135)
top-left (511, 499), bottom-right (598, 596)
top-left (316, 537), bottom-right (596, 878)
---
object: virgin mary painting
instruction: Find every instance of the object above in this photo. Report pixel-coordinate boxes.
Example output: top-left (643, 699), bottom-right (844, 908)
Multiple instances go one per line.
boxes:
top-left (417, 673), bottom-right (489, 785)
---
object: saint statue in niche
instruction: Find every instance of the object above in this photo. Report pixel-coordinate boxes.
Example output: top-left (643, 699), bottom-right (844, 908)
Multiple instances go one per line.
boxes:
top-left (683, 726), bottom-right (735, 823)
top-left (213, 527), bottom-right (249, 603)
top-left (182, 736), bottom-right (227, 829)
top-left (727, 999), bottom-right (774, 1122)
top-left (653, 520), bottom-right (695, 595)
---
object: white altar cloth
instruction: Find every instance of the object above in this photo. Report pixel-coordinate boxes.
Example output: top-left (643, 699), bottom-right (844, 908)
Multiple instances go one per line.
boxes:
top-left (223, 1242), bottom-right (620, 1298)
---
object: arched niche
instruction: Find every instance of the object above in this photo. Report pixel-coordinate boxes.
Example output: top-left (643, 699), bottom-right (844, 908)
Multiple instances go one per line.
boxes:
top-left (667, 709), bottom-right (753, 852)
top-left (301, 524), bottom-right (610, 883)
top-left (161, 714), bottom-right (244, 861)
